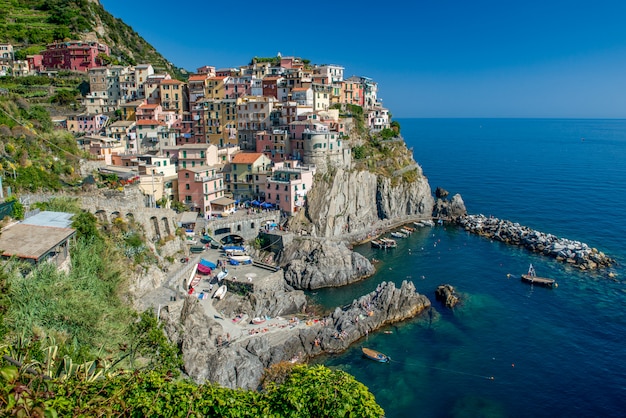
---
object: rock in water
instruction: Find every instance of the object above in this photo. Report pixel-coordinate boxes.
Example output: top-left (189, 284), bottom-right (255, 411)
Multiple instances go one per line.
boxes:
top-left (435, 284), bottom-right (460, 308)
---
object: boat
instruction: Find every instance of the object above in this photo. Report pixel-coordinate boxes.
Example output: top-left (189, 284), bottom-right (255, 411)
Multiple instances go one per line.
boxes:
top-left (228, 254), bottom-right (252, 264)
top-left (362, 347), bottom-right (390, 363)
top-left (390, 231), bottom-right (407, 239)
top-left (189, 274), bottom-right (202, 289)
top-left (520, 264), bottom-right (558, 288)
top-left (223, 245), bottom-right (246, 256)
top-left (371, 240), bottom-right (384, 248)
top-left (401, 227), bottom-right (413, 235)
top-left (403, 226), bottom-right (415, 232)
top-left (197, 263), bottom-right (212, 275)
top-left (380, 238), bottom-right (397, 248)
top-left (213, 284), bottom-right (227, 300)
top-left (251, 317), bottom-right (266, 325)
top-left (190, 245), bottom-right (205, 253)
top-left (216, 269), bottom-right (228, 281)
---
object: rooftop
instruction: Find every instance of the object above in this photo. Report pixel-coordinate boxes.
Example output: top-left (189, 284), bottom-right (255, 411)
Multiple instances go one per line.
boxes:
top-left (0, 224), bottom-right (75, 261)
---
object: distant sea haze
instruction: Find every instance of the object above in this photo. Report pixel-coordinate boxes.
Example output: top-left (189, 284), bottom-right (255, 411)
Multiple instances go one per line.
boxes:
top-left (312, 119), bottom-right (626, 418)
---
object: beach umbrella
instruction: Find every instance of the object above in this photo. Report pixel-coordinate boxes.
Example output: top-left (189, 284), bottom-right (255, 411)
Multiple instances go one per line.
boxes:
top-left (251, 200), bottom-right (260, 206)
top-left (260, 202), bottom-right (273, 208)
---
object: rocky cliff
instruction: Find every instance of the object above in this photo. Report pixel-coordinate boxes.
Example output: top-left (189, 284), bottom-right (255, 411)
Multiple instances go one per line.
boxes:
top-left (279, 237), bottom-right (375, 290)
top-left (160, 280), bottom-right (431, 390)
top-left (304, 165), bottom-right (434, 239)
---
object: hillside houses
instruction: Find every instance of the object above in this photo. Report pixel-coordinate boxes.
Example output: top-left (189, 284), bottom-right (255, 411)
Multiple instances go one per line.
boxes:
top-left (3, 43), bottom-right (392, 217)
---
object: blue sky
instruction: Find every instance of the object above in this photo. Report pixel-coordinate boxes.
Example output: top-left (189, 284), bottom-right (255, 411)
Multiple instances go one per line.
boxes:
top-left (100, 0), bottom-right (626, 118)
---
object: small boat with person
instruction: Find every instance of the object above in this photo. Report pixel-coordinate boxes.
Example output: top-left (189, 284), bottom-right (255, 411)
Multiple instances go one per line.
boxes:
top-left (520, 263), bottom-right (558, 288)
top-left (362, 347), bottom-right (390, 363)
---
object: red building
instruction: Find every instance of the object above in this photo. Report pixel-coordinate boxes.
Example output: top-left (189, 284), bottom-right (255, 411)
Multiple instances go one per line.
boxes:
top-left (41, 41), bottom-right (110, 72)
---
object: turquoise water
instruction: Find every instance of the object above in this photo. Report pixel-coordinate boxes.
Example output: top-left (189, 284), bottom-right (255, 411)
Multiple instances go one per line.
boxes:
top-left (311, 119), bottom-right (626, 417)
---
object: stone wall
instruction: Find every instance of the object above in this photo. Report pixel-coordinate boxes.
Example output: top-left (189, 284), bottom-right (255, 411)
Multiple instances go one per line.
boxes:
top-left (208, 211), bottom-right (280, 242)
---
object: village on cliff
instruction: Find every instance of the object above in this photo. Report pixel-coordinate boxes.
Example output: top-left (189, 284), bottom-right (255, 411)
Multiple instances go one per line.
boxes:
top-left (0, 40), bottom-right (617, 392)
top-left (1, 40), bottom-right (391, 217)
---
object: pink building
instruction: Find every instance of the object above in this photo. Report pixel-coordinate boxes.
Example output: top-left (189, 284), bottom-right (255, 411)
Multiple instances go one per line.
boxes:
top-left (41, 41), bottom-right (109, 72)
top-left (178, 165), bottom-right (226, 215)
top-left (135, 103), bottom-right (163, 121)
top-left (255, 129), bottom-right (290, 163)
top-left (27, 55), bottom-right (44, 73)
top-left (66, 113), bottom-right (108, 135)
top-left (266, 160), bottom-right (315, 215)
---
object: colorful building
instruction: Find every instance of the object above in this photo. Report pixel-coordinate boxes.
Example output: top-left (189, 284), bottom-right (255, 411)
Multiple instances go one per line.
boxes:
top-left (227, 152), bottom-right (271, 201)
top-left (177, 165), bottom-right (226, 215)
top-left (266, 160), bottom-right (316, 215)
top-left (41, 41), bottom-right (109, 72)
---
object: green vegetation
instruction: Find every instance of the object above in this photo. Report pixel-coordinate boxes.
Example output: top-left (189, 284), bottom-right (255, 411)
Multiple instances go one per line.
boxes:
top-left (0, 355), bottom-right (384, 417)
top-left (351, 132), bottom-right (417, 183)
top-left (0, 0), bottom-right (186, 78)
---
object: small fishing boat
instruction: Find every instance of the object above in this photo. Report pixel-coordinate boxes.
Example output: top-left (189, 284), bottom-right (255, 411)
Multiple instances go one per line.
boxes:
top-left (371, 240), bottom-right (384, 248)
top-left (380, 238), bottom-right (397, 248)
top-left (390, 231), bottom-right (407, 239)
top-left (190, 245), bottom-right (205, 253)
top-left (228, 254), bottom-right (252, 264)
top-left (520, 264), bottom-right (558, 288)
top-left (362, 347), bottom-right (390, 363)
top-left (251, 317), bottom-right (266, 325)
top-left (213, 284), bottom-right (227, 300)
top-left (189, 274), bottom-right (202, 289)
top-left (216, 269), bottom-right (228, 281)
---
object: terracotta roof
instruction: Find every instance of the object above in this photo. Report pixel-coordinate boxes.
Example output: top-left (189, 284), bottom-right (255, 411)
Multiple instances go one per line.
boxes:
top-left (292, 87), bottom-right (309, 91)
top-left (161, 79), bottom-right (183, 84)
top-left (139, 103), bottom-right (159, 109)
top-left (136, 119), bottom-right (164, 126)
top-left (189, 74), bottom-right (209, 81)
top-left (231, 152), bottom-right (265, 164)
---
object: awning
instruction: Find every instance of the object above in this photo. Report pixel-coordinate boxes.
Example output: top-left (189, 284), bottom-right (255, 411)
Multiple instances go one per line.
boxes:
top-left (179, 211), bottom-right (198, 225)
top-left (211, 196), bottom-right (235, 206)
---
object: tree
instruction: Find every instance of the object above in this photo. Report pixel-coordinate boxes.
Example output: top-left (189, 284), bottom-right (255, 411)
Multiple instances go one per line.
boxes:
top-left (50, 89), bottom-right (78, 106)
top-left (71, 211), bottom-right (100, 240)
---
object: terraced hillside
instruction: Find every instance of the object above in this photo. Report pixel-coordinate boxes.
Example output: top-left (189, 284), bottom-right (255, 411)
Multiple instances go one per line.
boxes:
top-left (0, 0), bottom-right (186, 78)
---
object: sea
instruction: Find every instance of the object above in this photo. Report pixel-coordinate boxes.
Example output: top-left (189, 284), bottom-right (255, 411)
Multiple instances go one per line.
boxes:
top-left (310, 119), bottom-right (626, 418)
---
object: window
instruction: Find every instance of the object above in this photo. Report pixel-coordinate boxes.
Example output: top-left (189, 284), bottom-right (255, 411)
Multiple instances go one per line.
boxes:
top-left (185, 184), bottom-right (190, 190)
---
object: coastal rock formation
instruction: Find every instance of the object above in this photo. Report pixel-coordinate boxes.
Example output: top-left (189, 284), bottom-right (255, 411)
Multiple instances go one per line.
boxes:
top-left (305, 167), bottom-right (434, 239)
top-left (161, 280), bottom-right (430, 390)
top-left (213, 270), bottom-right (308, 318)
top-left (432, 191), bottom-right (467, 220)
top-left (458, 214), bottom-right (614, 269)
top-left (435, 284), bottom-right (460, 308)
top-left (313, 280), bottom-right (431, 353)
top-left (280, 237), bottom-right (375, 289)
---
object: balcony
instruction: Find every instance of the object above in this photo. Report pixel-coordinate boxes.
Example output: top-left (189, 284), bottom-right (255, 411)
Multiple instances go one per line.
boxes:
top-left (194, 173), bottom-right (224, 182)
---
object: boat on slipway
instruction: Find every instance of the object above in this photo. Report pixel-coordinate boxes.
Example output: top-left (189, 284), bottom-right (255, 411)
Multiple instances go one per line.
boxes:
top-left (362, 347), bottom-right (390, 363)
top-left (216, 269), bottom-right (228, 281)
top-left (520, 263), bottom-right (558, 288)
top-left (213, 284), bottom-right (227, 300)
